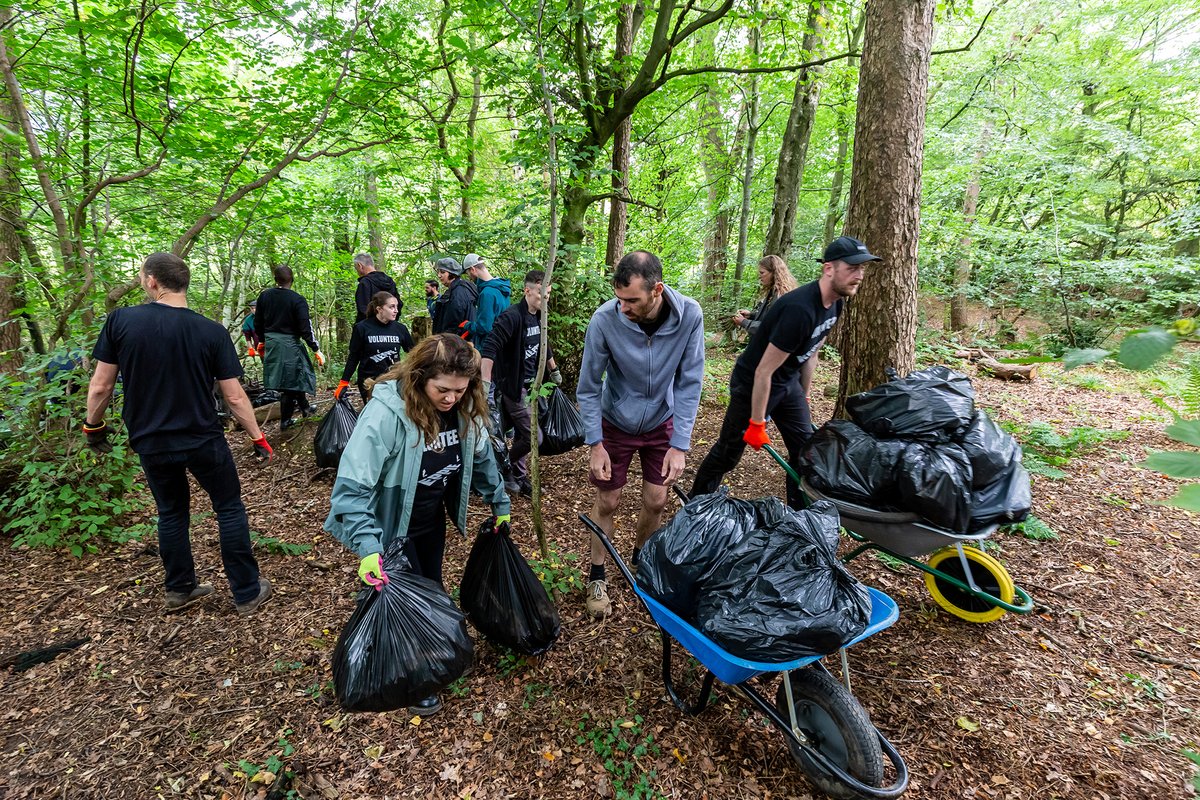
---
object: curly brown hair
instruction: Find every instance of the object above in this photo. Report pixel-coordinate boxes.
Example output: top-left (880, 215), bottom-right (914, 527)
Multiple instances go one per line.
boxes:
top-left (372, 334), bottom-right (486, 445)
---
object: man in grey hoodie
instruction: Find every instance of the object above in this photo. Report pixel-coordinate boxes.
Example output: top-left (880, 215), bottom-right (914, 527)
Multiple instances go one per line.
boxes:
top-left (577, 250), bottom-right (705, 619)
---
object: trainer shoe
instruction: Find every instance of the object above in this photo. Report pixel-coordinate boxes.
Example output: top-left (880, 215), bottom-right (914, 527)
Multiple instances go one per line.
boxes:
top-left (164, 583), bottom-right (214, 613)
top-left (235, 578), bottom-right (273, 617)
top-left (586, 580), bottom-right (612, 619)
top-left (408, 694), bottom-right (443, 716)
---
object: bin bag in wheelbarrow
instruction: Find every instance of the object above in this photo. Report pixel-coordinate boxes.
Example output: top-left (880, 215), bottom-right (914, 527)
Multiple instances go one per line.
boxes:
top-left (801, 419), bottom-right (909, 507)
top-left (696, 500), bottom-right (872, 661)
top-left (636, 487), bottom-right (759, 618)
top-left (846, 366), bottom-right (975, 443)
top-left (460, 519), bottom-right (560, 655)
top-left (314, 396), bottom-right (359, 470)
top-left (896, 441), bottom-right (974, 533)
top-left (968, 460), bottom-right (1032, 531)
top-left (956, 410), bottom-right (1020, 488)
top-left (332, 545), bottom-right (474, 712)
top-left (537, 387), bottom-right (586, 456)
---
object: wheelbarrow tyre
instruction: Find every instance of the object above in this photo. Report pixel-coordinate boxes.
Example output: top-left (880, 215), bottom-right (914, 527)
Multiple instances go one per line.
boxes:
top-left (924, 546), bottom-right (1015, 624)
top-left (776, 667), bottom-right (884, 799)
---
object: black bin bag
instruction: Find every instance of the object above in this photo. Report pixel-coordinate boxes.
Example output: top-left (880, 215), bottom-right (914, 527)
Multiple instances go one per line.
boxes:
top-left (314, 396), bottom-right (359, 469)
top-left (332, 545), bottom-right (474, 712)
top-left (956, 410), bottom-right (1019, 488)
top-left (847, 366), bottom-right (976, 443)
top-left (537, 387), bottom-right (586, 456)
top-left (460, 520), bottom-right (560, 655)
top-left (969, 460), bottom-right (1032, 531)
top-left (801, 419), bottom-right (907, 507)
top-left (696, 500), bottom-right (872, 661)
top-left (895, 442), bottom-right (974, 532)
top-left (635, 487), bottom-right (759, 618)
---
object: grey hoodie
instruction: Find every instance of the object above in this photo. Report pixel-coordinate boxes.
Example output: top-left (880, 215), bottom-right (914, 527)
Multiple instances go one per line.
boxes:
top-left (577, 284), bottom-right (705, 452)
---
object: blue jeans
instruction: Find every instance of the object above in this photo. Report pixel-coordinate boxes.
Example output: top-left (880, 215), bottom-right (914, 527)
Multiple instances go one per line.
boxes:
top-left (140, 437), bottom-right (261, 604)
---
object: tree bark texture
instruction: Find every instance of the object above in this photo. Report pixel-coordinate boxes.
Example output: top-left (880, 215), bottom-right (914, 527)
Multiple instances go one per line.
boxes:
top-left (605, 3), bottom-right (635, 267)
top-left (700, 63), bottom-right (732, 307)
top-left (822, 12), bottom-right (865, 246)
top-left (763, 4), bottom-right (828, 260)
top-left (0, 75), bottom-right (20, 370)
top-left (834, 0), bottom-right (936, 418)
top-left (365, 158), bottom-right (385, 268)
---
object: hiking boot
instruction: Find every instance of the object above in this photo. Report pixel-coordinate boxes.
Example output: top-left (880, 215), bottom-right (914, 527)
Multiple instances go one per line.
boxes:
top-left (302, 404), bottom-right (320, 417)
top-left (280, 417), bottom-right (298, 431)
top-left (164, 583), bottom-right (214, 613)
top-left (586, 580), bottom-right (612, 619)
top-left (235, 578), bottom-right (273, 617)
top-left (504, 478), bottom-right (521, 496)
top-left (517, 478), bottom-right (533, 498)
top-left (408, 695), bottom-right (443, 717)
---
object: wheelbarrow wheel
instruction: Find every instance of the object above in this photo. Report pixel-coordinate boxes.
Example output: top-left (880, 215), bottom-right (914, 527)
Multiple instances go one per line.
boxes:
top-left (775, 667), bottom-right (884, 799)
top-left (924, 546), bottom-right (1015, 624)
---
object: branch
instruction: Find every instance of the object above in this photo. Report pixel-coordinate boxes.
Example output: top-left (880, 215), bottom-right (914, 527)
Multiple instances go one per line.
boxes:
top-left (658, 51), bottom-right (856, 85)
top-left (930, 4), bottom-right (998, 56)
top-left (585, 190), bottom-right (662, 214)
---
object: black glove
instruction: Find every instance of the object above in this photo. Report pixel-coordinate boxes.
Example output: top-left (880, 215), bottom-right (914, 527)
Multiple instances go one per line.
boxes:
top-left (82, 420), bottom-right (112, 454)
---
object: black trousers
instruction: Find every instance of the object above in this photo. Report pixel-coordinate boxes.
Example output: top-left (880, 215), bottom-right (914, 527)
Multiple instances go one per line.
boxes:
top-left (279, 390), bottom-right (310, 422)
top-left (690, 377), bottom-right (812, 508)
top-left (501, 393), bottom-right (541, 481)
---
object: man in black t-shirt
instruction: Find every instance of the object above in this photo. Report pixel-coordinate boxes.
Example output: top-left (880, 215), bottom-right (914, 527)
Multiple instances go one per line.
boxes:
top-left (85, 252), bottom-right (275, 616)
top-left (690, 236), bottom-right (881, 507)
top-left (480, 270), bottom-right (562, 496)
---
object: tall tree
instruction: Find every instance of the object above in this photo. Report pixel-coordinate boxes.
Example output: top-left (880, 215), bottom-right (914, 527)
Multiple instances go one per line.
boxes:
top-left (763, 3), bottom-right (829, 259)
top-left (834, 0), bottom-right (937, 415)
top-left (0, 71), bottom-right (19, 370)
top-left (604, 2), bottom-right (637, 267)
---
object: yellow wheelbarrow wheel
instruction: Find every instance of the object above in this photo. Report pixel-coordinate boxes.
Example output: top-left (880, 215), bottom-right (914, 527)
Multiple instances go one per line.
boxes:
top-left (924, 546), bottom-right (1015, 624)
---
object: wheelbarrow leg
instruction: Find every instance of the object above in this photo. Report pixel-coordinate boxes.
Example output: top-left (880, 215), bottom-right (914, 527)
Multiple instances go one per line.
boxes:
top-left (661, 632), bottom-right (716, 715)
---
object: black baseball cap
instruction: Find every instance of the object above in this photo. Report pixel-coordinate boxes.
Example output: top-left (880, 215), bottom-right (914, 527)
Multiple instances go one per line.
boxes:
top-left (818, 236), bottom-right (881, 265)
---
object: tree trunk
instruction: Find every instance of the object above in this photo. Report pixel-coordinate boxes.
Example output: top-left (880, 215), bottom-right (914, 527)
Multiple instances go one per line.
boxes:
top-left (950, 121), bottom-right (991, 331)
top-left (365, 156), bottom-right (385, 268)
top-left (763, 4), bottom-right (828, 259)
top-left (699, 61), bottom-right (731, 308)
top-left (605, 3), bottom-right (635, 267)
top-left (823, 11), bottom-right (866, 246)
top-left (733, 21), bottom-right (761, 305)
top-left (834, 0), bottom-right (937, 417)
top-left (334, 229), bottom-right (352, 346)
top-left (0, 76), bottom-right (19, 371)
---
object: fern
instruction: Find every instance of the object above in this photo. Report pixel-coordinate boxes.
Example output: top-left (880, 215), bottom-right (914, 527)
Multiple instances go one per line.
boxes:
top-left (1182, 357), bottom-right (1200, 419)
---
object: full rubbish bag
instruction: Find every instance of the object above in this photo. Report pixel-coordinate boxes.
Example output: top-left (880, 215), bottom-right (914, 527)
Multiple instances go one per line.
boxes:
top-left (314, 396), bottom-right (359, 470)
top-left (332, 545), bottom-right (474, 712)
top-left (636, 487), bottom-right (759, 617)
top-left (537, 387), bottom-right (585, 456)
top-left (460, 519), bottom-right (560, 655)
top-left (846, 366), bottom-right (975, 443)
top-left (801, 419), bottom-right (908, 507)
top-left (696, 500), bottom-right (872, 661)
top-left (957, 410), bottom-right (1019, 488)
top-left (968, 460), bottom-right (1032, 531)
top-left (895, 442), bottom-right (974, 532)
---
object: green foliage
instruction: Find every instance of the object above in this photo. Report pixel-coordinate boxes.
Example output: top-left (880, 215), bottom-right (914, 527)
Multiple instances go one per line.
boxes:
top-left (1140, 419), bottom-right (1200, 511)
top-left (1184, 748), bottom-right (1200, 795)
top-left (1002, 515), bottom-right (1058, 542)
top-left (1005, 421), bottom-right (1128, 480)
top-left (528, 543), bottom-right (585, 597)
top-left (0, 355), bottom-right (146, 556)
top-left (250, 532), bottom-right (314, 557)
top-left (235, 729), bottom-right (298, 794)
top-left (576, 709), bottom-right (662, 800)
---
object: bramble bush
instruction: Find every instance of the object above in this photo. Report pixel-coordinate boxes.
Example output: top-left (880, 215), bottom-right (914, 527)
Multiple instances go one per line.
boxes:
top-left (0, 352), bottom-right (147, 555)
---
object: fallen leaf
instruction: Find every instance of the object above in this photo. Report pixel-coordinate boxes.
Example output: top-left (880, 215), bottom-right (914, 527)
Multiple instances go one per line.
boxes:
top-left (364, 745), bottom-right (383, 760)
top-left (439, 763), bottom-right (461, 783)
top-left (1076, 563), bottom-right (1095, 573)
top-left (323, 716), bottom-right (344, 732)
top-left (956, 716), bottom-right (980, 732)
top-left (672, 747), bottom-right (687, 764)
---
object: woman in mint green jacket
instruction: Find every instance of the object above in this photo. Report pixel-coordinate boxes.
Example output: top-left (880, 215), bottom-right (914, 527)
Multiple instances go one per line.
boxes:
top-left (324, 334), bottom-right (510, 715)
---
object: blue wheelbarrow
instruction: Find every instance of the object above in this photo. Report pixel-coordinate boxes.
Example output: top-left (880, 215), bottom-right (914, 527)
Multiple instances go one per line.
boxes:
top-left (580, 513), bottom-right (910, 800)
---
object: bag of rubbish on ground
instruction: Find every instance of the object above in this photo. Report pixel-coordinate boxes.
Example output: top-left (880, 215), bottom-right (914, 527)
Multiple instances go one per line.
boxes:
top-left (460, 519), bottom-right (560, 655)
top-left (332, 544), bottom-right (474, 712)
top-left (696, 500), bottom-right (872, 661)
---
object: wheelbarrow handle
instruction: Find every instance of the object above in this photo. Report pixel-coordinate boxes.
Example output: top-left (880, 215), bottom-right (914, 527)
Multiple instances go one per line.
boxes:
top-left (761, 442), bottom-right (803, 488)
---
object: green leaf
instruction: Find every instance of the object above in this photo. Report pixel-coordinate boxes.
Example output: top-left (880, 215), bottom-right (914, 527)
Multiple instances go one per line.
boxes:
top-left (1139, 451), bottom-right (1200, 478)
top-left (1165, 420), bottom-right (1200, 448)
top-left (1062, 349), bottom-right (1110, 370)
top-left (1116, 328), bottom-right (1176, 371)
top-left (1159, 484), bottom-right (1200, 512)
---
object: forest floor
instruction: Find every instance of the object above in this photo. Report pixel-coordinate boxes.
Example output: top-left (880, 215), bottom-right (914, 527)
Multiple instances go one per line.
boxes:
top-left (1, 350), bottom-right (1199, 800)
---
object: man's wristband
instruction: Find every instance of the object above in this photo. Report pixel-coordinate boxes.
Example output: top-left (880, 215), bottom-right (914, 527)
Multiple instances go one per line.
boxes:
top-left (83, 420), bottom-right (105, 432)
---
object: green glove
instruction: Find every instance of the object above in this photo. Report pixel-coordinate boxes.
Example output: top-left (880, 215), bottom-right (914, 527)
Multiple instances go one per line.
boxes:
top-left (495, 514), bottom-right (511, 527)
top-left (357, 553), bottom-right (386, 588)
top-left (547, 368), bottom-right (563, 385)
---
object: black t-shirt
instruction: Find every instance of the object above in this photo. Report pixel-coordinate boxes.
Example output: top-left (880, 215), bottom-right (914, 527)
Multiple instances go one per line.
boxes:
top-left (406, 410), bottom-right (463, 538)
top-left (342, 318), bottom-right (414, 383)
top-left (254, 286), bottom-right (319, 351)
top-left (636, 293), bottom-right (672, 338)
top-left (92, 302), bottom-right (242, 454)
top-left (520, 313), bottom-right (542, 391)
top-left (730, 281), bottom-right (842, 390)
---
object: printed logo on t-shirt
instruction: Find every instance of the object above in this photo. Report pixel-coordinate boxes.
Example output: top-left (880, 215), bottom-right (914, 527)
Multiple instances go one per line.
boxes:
top-left (419, 427), bottom-right (462, 487)
top-left (795, 313), bottom-right (839, 364)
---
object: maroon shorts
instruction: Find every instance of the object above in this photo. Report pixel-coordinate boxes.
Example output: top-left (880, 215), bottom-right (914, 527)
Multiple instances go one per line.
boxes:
top-left (589, 417), bottom-right (674, 491)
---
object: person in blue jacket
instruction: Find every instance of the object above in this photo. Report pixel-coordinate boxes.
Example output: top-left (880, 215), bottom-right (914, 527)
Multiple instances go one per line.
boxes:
top-left (324, 333), bottom-right (511, 717)
top-left (463, 253), bottom-right (511, 352)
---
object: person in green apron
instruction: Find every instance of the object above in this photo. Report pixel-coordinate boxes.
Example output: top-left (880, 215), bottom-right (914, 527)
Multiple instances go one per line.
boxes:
top-left (254, 265), bottom-right (325, 429)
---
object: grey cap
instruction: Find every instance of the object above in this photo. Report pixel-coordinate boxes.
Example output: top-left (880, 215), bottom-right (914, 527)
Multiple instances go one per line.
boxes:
top-left (435, 257), bottom-right (463, 276)
top-left (463, 253), bottom-right (484, 271)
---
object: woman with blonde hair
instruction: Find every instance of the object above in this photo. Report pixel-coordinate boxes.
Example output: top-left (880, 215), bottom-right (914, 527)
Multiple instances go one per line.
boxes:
top-left (324, 333), bottom-right (511, 717)
top-left (732, 254), bottom-right (798, 337)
